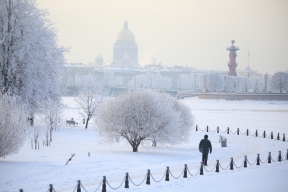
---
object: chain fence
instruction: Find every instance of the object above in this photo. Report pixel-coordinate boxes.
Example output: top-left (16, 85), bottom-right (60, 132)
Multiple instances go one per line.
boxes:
top-left (18, 149), bottom-right (288, 192)
top-left (194, 125), bottom-right (287, 142)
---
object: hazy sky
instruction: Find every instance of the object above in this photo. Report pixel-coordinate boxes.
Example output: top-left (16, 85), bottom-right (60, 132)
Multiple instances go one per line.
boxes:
top-left (36, 0), bottom-right (288, 74)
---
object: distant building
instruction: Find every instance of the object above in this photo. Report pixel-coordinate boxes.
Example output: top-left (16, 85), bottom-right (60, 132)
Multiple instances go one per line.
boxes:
top-left (110, 20), bottom-right (140, 68)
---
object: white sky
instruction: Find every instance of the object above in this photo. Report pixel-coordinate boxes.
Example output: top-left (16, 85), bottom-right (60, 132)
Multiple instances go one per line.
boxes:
top-left (36, 0), bottom-right (288, 74)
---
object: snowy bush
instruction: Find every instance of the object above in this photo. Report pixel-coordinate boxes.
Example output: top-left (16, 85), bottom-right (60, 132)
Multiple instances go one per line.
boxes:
top-left (0, 93), bottom-right (28, 157)
top-left (96, 89), bottom-right (194, 152)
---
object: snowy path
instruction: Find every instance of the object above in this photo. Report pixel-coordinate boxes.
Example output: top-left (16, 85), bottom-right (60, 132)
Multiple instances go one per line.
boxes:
top-left (0, 97), bottom-right (287, 192)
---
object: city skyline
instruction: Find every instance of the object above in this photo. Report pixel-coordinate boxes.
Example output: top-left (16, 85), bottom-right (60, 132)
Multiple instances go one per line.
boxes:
top-left (37, 0), bottom-right (288, 74)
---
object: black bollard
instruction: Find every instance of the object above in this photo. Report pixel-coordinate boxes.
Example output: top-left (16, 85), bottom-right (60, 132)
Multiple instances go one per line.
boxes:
top-left (102, 176), bottom-right (106, 192)
top-left (246, 129), bottom-right (249, 136)
top-left (286, 149), bottom-right (288, 160)
top-left (227, 127), bottom-right (229, 134)
top-left (77, 180), bottom-right (81, 192)
top-left (244, 156), bottom-right (247, 168)
top-left (216, 160), bottom-right (219, 172)
top-left (237, 128), bottom-right (239, 135)
top-left (196, 125), bottom-right (198, 131)
top-left (165, 167), bottom-right (170, 181)
top-left (283, 134), bottom-right (286, 142)
top-left (19, 189), bottom-right (24, 192)
top-left (268, 152), bottom-right (271, 163)
top-left (263, 131), bottom-right (266, 138)
top-left (146, 169), bottom-right (151, 185)
top-left (256, 154), bottom-right (260, 165)
top-left (277, 133), bottom-right (280, 140)
top-left (183, 164), bottom-right (187, 178)
top-left (49, 184), bottom-right (53, 192)
top-left (255, 130), bottom-right (258, 137)
top-left (271, 132), bottom-right (273, 139)
top-left (278, 151), bottom-right (282, 162)
top-left (200, 162), bottom-right (204, 175)
top-left (124, 173), bottom-right (129, 188)
top-left (206, 126), bottom-right (209, 132)
top-left (217, 126), bottom-right (219, 133)
top-left (230, 158), bottom-right (234, 170)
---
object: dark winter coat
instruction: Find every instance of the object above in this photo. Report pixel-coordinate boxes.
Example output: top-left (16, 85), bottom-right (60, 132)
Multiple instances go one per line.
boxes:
top-left (199, 138), bottom-right (212, 154)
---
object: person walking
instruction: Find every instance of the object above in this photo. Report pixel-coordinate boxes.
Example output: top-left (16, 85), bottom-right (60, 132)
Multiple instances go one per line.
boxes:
top-left (199, 135), bottom-right (212, 166)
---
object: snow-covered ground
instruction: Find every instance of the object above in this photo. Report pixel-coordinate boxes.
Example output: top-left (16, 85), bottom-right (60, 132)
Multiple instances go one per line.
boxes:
top-left (1, 97), bottom-right (288, 192)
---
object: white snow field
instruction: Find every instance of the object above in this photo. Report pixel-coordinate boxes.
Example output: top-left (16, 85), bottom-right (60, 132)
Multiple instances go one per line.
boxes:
top-left (1, 97), bottom-right (288, 192)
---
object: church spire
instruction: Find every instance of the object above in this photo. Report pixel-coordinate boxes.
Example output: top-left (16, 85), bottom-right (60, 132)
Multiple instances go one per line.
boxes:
top-left (124, 20), bottom-right (128, 30)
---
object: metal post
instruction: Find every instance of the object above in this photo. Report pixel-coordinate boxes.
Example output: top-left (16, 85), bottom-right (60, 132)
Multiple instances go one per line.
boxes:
top-left (268, 152), bottom-right (271, 163)
top-left (146, 170), bottom-right (150, 185)
top-left (271, 132), bottom-right (273, 139)
top-left (183, 164), bottom-right (187, 178)
top-left (200, 162), bottom-right (204, 175)
top-left (206, 126), bottom-right (209, 132)
top-left (255, 130), bottom-right (258, 137)
top-left (227, 127), bottom-right (229, 134)
top-left (102, 176), bottom-right (106, 192)
top-left (237, 128), bottom-right (239, 135)
top-left (256, 154), bottom-right (260, 165)
top-left (244, 156), bottom-right (247, 168)
top-left (49, 184), bottom-right (53, 192)
top-left (263, 131), bottom-right (266, 138)
top-left (196, 125), bottom-right (198, 131)
top-left (278, 151), bottom-right (282, 162)
top-left (277, 133), bottom-right (280, 140)
top-left (165, 167), bottom-right (170, 181)
top-left (216, 160), bottom-right (219, 172)
top-left (124, 173), bottom-right (129, 188)
top-left (286, 149), bottom-right (288, 160)
top-left (217, 126), bottom-right (219, 133)
top-left (246, 129), bottom-right (249, 136)
top-left (283, 134), bottom-right (286, 142)
top-left (230, 158), bottom-right (233, 170)
top-left (77, 180), bottom-right (81, 192)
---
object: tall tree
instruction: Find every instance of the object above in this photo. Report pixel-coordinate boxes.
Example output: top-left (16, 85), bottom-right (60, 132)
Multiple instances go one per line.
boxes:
top-left (96, 89), bottom-right (194, 152)
top-left (75, 77), bottom-right (108, 129)
top-left (0, 0), bottom-right (66, 121)
top-left (270, 72), bottom-right (288, 93)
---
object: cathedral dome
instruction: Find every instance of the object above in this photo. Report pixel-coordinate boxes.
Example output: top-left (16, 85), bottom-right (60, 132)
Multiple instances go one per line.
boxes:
top-left (116, 20), bottom-right (135, 41)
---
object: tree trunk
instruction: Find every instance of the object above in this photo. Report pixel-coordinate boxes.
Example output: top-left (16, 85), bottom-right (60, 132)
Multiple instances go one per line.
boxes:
top-left (85, 117), bottom-right (90, 129)
top-left (132, 146), bottom-right (138, 152)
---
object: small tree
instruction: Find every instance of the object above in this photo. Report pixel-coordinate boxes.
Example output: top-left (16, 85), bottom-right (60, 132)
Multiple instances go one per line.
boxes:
top-left (75, 77), bottom-right (108, 129)
top-left (96, 89), bottom-right (194, 152)
top-left (39, 98), bottom-right (62, 144)
top-left (0, 93), bottom-right (28, 157)
top-left (270, 72), bottom-right (288, 93)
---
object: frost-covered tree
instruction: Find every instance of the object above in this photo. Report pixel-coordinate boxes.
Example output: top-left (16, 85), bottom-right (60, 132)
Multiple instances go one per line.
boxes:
top-left (0, 0), bottom-right (66, 121)
top-left (75, 77), bottom-right (108, 129)
top-left (0, 93), bottom-right (28, 157)
top-left (199, 74), bottom-right (208, 92)
top-left (224, 76), bottom-right (236, 92)
top-left (270, 71), bottom-right (288, 93)
top-left (96, 89), bottom-right (194, 152)
top-left (39, 98), bottom-right (62, 144)
top-left (206, 72), bottom-right (224, 92)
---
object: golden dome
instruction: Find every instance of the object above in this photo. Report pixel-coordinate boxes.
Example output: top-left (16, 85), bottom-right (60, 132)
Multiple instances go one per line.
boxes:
top-left (116, 20), bottom-right (135, 41)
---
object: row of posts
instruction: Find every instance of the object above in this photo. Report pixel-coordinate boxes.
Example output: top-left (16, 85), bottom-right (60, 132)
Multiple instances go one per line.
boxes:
top-left (195, 125), bottom-right (286, 142)
top-left (19, 150), bottom-right (288, 192)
